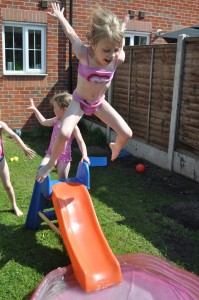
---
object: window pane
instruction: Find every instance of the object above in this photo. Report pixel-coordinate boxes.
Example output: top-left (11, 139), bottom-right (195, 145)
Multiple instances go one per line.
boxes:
top-left (29, 50), bottom-right (34, 68)
top-left (5, 26), bottom-right (13, 48)
top-left (5, 50), bottom-right (14, 70)
top-left (14, 27), bottom-right (23, 48)
top-left (15, 50), bottom-right (23, 70)
top-left (134, 36), bottom-right (147, 45)
top-left (140, 36), bottom-right (147, 45)
top-left (29, 30), bottom-right (41, 50)
top-left (36, 50), bottom-right (41, 68)
top-left (125, 37), bottom-right (130, 46)
top-left (29, 30), bottom-right (34, 49)
top-left (35, 30), bottom-right (41, 49)
top-left (28, 30), bottom-right (42, 68)
top-left (134, 36), bottom-right (140, 45)
top-left (29, 50), bottom-right (41, 68)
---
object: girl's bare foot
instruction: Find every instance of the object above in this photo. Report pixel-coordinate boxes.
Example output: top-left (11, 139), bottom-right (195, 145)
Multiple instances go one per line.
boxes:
top-left (14, 206), bottom-right (23, 217)
top-left (109, 142), bottom-right (121, 161)
top-left (36, 164), bottom-right (54, 183)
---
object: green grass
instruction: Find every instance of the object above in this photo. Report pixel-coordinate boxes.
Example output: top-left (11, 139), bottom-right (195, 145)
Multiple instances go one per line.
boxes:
top-left (0, 133), bottom-right (198, 300)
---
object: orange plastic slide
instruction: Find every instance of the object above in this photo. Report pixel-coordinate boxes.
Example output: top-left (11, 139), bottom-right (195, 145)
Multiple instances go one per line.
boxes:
top-left (52, 182), bottom-right (122, 292)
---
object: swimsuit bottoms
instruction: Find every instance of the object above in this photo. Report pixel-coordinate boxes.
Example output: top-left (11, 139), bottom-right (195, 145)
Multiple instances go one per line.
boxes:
top-left (73, 90), bottom-right (105, 116)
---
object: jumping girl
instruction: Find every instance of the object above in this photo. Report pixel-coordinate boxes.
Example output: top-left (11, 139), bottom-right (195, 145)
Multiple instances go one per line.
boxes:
top-left (36, 2), bottom-right (132, 182)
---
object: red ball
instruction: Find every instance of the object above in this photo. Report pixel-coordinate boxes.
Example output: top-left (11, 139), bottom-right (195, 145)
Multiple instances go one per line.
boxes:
top-left (136, 164), bottom-right (145, 173)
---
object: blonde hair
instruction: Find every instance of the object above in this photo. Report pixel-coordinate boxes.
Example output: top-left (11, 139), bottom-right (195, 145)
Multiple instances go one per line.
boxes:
top-left (87, 7), bottom-right (124, 47)
top-left (50, 92), bottom-right (72, 109)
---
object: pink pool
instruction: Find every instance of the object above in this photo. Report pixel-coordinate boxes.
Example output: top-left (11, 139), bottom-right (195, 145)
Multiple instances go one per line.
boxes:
top-left (31, 253), bottom-right (199, 300)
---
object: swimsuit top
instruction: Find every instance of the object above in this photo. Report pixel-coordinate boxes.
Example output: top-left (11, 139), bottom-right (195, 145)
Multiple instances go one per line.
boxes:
top-left (0, 129), bottom-right (4, 158)
top-left (78, 47), bottom-right (117, 83)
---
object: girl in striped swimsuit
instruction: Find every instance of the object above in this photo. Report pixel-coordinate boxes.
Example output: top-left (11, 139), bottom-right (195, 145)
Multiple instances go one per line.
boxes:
top-left (27, 92), bottom-right (89, 180)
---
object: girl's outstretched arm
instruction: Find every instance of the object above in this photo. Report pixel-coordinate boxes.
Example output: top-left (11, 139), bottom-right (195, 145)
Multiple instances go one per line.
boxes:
top-left (27, 98), bottom-right (55, 126)
top-left (48, 2), bottom-right (84, 59)
top-left (0, 121), bottom-right (36, 159)
top-left (117, 14), bottom-right (130, 65)
top-left (121, 14), bottom-right (130, 31)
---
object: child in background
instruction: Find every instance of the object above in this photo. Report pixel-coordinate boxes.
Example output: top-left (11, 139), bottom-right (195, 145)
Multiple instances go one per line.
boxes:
top-left (0, 121), bottom-right (36, 217)
top-left (27, 92), bottom-right (90, 180)
top-left (36, 2), bottom-right (132, 182)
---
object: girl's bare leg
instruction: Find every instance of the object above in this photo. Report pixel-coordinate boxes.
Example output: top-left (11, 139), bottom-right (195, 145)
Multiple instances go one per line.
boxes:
top-left (36, 133), bottom-right (65, 182)
top-left (36, 100), bottom-right (84, 182)
top-left (95, 100), bottom-right (133, 160)
top-left (0, 158), bottom-right (23, 217)
top-left (40, 155), bottom-right (50, 166)
top-left (57, 161), bottom-right (71, 180)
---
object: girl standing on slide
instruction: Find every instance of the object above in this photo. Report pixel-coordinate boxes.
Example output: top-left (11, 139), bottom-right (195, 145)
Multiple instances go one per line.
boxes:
top-left (28, 92), bottom-right (89, 180)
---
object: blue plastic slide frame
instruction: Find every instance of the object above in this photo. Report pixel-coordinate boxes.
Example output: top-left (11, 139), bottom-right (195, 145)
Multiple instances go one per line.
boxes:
top-left (89, 156), bottom-right (107, 167)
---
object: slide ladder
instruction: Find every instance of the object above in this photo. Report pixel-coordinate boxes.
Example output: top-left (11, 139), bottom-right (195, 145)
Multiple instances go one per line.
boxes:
top-left (26, 162), bottom-right (90, 230)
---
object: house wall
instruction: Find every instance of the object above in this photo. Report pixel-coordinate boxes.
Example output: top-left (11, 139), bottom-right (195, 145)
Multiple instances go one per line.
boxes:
top-left (1, 0), bottom-right (199, 132)
top-left (0, 0), bottom-right (68, 131)
top-left (72, 1), bottom-right (199, 45)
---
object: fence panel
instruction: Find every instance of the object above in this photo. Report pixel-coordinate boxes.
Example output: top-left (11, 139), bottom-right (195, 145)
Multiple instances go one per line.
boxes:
top-left (177, 40), bottom-right (199, 157)
top-left (113, 44), bottom-right (176, 150)
top-left (149, 46), bottom-right (176, 148)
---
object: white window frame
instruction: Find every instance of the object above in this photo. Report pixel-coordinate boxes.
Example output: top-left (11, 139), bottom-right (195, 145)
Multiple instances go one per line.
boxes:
top-left (124, 30), bottom-right (151, 46)
top-left (2, 22), bottom-right (47, 76)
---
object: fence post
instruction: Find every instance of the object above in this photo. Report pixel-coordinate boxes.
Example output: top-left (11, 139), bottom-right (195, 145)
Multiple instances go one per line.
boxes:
top-left (146, 47), bottom-right (154, 143)
top-left (167, 34), bottom-right (187, 170)
top-left (127, 49), bottom-right (132, 124)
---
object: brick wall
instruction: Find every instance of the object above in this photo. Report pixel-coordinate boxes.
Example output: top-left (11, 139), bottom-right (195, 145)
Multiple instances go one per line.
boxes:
top-left (1, 0), bottom-right (199, 131)
top-left (0, 0), bottom-right (68, 131)
top-left (72, 1), bottom-right (199, 44)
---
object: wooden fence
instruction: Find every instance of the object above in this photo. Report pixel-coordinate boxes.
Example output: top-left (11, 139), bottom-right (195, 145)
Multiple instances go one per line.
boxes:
top-left (113, 44), bottom-right (177, 149)
top-left (90, 36), bottom-right (199, 182)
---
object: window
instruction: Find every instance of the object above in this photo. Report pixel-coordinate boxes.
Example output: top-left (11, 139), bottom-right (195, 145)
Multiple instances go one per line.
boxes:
top-left (2, 22), bottom-right (46, 75)
top-left (124, 31), bottom-right (150, 46)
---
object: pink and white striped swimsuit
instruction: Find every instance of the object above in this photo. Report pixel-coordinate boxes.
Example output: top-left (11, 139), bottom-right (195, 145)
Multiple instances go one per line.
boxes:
top-left (73, 47), bottom-right (117, 116)
top-left (46, 119), bottom-right (74, 164)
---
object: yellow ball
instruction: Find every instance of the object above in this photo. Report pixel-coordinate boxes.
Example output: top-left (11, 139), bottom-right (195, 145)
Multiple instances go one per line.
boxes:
top-left (10, 158), bottom-right (14, 162)
top-left (13, 156), bottom-right (19, 162)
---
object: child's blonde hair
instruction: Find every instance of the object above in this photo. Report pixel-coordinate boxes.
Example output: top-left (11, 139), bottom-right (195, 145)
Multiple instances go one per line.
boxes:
top-left (51, 92), bottom-right (72, 109)
top-left (87, 7), bottom-right (124, 47)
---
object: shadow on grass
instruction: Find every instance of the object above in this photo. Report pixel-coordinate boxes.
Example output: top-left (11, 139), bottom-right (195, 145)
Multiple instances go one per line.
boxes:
top-left (0, 222), bottom-right (70, 297)
top-left (89, 158), bottom-right (199, 276)
top-left (0, 222), bottom-right (69, 272)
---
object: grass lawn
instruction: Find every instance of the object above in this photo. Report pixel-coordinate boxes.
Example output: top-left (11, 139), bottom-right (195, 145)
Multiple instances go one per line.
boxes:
top-left (0, 132), bottom-right (198, 300)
